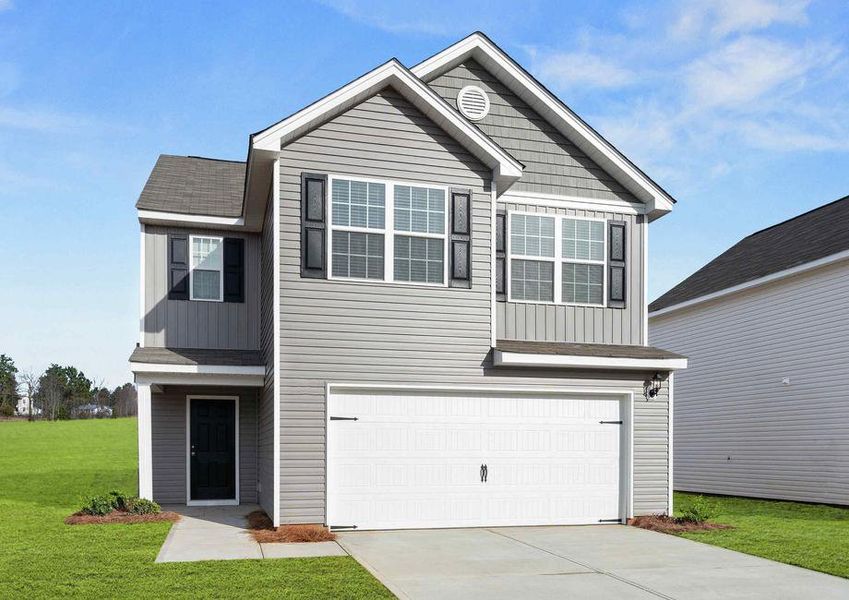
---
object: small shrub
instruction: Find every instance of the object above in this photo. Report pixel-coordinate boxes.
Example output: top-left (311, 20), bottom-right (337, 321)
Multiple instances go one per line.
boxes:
top-left (80, 494), bottom-right (116, 516)
top-left (679, 495), bottom-right (718, 524)
top-left (0, 403), bottom-right (14, 417)
top-left (126, 498), bottom-right (161, 515)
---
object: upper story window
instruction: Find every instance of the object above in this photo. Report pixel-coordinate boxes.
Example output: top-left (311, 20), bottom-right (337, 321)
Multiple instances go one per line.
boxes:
top-left (508, 212), bottom-right (606, 307)
top-left (190, 235), bottom-right (223, 301)
top-left (328, 176), bottom-right (447, 286)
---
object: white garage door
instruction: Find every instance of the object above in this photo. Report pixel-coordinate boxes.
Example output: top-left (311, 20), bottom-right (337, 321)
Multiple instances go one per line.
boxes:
top-left (327, 389), bottom-right (625, 530)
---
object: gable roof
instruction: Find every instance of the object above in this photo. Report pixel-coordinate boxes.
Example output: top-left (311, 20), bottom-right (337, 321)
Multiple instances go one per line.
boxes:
top-left (249, 58), bottom-right (523, 191)
top-left (412, 32), bottom-right (676, 221)
top-left (650, 194), bottom-right (849, 315)
top-left (136, 155), bottom-right (245, 217)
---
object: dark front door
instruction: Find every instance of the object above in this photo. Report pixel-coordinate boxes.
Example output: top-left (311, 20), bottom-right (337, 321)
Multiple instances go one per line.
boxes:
top-left (190, 398), bottom-right (236, 501)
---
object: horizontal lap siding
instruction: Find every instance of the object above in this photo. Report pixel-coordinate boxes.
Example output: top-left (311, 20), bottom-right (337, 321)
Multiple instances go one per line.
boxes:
top-left (650, 260), bottom-right (849, 505)
top-left (426, 60), bottom-right (637, 202)
top-left (143, 226), bottom-right (261, 350)
top-left (151, 386), bottom-right (259, 504)
top-left (277, 87), bottom-right (668, 522)
top-left (497, 202), bottom-right (645, 344)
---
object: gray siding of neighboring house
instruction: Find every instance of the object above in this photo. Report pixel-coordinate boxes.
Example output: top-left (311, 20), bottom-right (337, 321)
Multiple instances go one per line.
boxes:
top-left (650, 259), bottom-right (849, 506)
top-left (275, 87), bottom-right (668, 523)
top-left (497, 201), bottom-right (645, 345)
top-left (142, 226), bottom-right (261, 350)
top-left (257, 193), bottom-right (276, 518)
top-left (426, 59), bottom-right (637, 202)
top-left (151, 386), bottom-right (258, 505)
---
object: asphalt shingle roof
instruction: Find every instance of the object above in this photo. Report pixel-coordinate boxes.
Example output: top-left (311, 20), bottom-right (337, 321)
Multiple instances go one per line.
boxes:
top-left (135, 155), bottom-right (245, 217)
top-left (495, 340), bottom-right (685, 360)
top-left (650, 194), bottom-right (849, 312)
top-left (129, 347), bottom-right (263, 366)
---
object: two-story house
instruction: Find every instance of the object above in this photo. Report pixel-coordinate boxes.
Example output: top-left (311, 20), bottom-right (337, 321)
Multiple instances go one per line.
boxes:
top-left (130, 32), bottom-right (686, 531)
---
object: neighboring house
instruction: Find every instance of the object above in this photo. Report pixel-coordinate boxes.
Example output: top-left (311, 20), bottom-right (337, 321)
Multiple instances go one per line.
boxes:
top-left (130, 32), bottom-right (685, 530)
top-left (73, 404), bottom-right (113, 418)
top-left (649, 195), bottom-right (849, 506)
top-left (16, 394), bottom-right (40, 417)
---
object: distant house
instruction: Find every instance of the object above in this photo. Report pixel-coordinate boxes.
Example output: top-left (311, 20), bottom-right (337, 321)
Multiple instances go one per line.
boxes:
top-left (73, 404), bottom-right (113, 418)
top-left (16, 394), bottom-right (41, 417)
top-left (650, 195), bottom-right (849, 506)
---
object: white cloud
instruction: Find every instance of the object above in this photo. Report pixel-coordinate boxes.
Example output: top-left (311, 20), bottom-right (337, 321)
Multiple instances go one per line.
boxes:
top-left (683, 36), bottom-right (839, 110)
top-left (317, 0), bottom-right (476, 36)
top-left (0, 0), bottom-right (13, 12)
top-left (534, 51), bottom-right (636, 90)
top-left (670, 0), bottom-right (810, 39)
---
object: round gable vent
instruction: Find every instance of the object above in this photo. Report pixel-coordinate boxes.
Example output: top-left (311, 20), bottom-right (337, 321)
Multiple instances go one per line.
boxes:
top-left (456, 85), bottom-right (490, 121)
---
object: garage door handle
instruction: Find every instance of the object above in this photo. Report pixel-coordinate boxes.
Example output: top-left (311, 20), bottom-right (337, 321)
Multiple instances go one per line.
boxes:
top-left (480, 464), bottom-right (488, 483)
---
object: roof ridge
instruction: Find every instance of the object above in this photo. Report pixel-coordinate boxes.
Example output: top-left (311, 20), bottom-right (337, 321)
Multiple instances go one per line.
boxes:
top-left (742, 193), bottom-right (849, 239)
top-left (184, 155), bottom-right (245, 164)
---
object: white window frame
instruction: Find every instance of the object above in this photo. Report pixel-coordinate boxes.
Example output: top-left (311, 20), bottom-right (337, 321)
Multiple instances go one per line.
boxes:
top-left (189, 234), bottom-right (224, 302)
top-left (507, 210), bottom-right (607, 307)
top-left (327, 174), bottom-right (449, 288)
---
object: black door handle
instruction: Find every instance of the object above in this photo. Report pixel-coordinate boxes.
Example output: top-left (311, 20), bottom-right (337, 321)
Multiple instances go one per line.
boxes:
top-left (480, 464), bottom-right (488, 482)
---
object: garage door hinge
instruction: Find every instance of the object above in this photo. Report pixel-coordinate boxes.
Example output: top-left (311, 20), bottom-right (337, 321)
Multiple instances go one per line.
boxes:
top-left (330, 525), bottom-right (358, 530)
top-left (330, 416), bottom-right (359, 421)
top-left (599, 420), bottom-right (623, 425)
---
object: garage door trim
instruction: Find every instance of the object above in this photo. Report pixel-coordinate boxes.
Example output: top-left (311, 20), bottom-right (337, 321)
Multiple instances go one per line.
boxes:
top-left (325, 383), bottom-right (635, 529)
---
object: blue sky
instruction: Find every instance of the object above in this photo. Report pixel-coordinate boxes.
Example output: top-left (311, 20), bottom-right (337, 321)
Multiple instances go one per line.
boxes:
top-left (1, 0), bottom-right (847, 386)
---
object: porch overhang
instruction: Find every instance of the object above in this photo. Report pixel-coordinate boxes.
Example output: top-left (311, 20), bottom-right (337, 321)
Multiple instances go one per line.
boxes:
top-left (492, 340), bottom-right (687, 371)
top-left (129, 347), bottom-right (266, 387)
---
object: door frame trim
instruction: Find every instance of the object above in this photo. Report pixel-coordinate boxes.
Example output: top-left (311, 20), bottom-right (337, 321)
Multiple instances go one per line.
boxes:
top-left (325, 383), bottom-right (634, 528)
top-left (185, 395), bottom-right (240, 507)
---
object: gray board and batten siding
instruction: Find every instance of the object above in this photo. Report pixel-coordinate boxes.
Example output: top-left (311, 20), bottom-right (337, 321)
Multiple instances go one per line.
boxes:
top-left (273, 86), bottom-right (668, 523)
top-left (150, 386), bottom-right (258, 505)
top-left (142, 226), bottom-right (261, 350)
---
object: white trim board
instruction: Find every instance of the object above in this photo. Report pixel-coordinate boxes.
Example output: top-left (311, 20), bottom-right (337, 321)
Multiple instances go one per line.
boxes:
top-left (185, 395), bottom-right (240, 506)
top-left (130, 362), bottom-right (265, 376)
top-left (648, 248), bottom-right (849, 319)
top-left (137, 383), bottom-right (153, 500)
top-left (133, 372), bottom-right (264, 387)
top-left (500, 190), bottom-right (645, 216)
top-left (272, 157), bottom-right (282, 528)
top-left (138, 209), bottom-right (245, 229)
top-left (492, 350), bottom-right (687, 371)
top-left (251, 59), bottom-right (522, 192)
top-left (412, 32), bottom-right (674, 221)
top-left (326, 383), bottom-right (635, 525)
top-left (139, 223), bottom-right (146, 348)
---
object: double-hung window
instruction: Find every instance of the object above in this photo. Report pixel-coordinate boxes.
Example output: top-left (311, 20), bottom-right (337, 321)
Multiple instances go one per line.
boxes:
top-left (190, 235), bottom-right (223, 301)
top-left (329, 175), bottom-right (447, 286)
top-left (509, 213), bottom-right (555, 302)
top-left (330, 179), bottom-right (386, 280)
top-left (561, 218), bottom-right (605, 305)
top-left (508, 212), bottom-right (606, 306)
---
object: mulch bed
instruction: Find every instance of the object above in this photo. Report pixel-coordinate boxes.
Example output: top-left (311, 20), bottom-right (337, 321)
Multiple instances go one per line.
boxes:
top-left (65, 510), bottom-right (181, 525)
top-left (246, 510), bottom-right (337, 543)
top-left (629, 515), bottom-right (733, 534)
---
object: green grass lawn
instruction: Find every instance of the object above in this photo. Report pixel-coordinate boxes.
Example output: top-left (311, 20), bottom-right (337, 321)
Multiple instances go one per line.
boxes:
top-left (0, 418), bottom-right (393, 599)
top-left (675, 491), bottom-right (849, 578)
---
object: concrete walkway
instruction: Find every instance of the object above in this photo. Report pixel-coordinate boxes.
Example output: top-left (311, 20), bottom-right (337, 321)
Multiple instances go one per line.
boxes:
top-left (156, 504), bottom-right (346, 563)
top-left (338, 525), bottom-right (849, 600)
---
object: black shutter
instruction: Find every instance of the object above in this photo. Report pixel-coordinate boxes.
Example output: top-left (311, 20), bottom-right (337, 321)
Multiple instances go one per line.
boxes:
top-left (301, 173), bottom-right (327, 279)
top-left (167, 234), bottom-right (189, 300)
top-left (608, 220), bottom-right (627, 308)
top-left (223, 238), bottom-right (245, 303)
top-left (449, 188), bottom-right (472, 288)
top-left (495, 210), bottom-right (507, 301)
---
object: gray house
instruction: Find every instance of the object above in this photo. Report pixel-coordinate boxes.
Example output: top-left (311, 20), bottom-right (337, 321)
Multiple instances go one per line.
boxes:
top-left (650, 195), bottom-right (849, 506)
top-left (130, 32), bottom-right (685, 530)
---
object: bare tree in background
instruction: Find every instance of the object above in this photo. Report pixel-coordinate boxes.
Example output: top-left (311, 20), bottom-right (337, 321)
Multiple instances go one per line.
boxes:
top-left (17, 370), bottom-right (41, 421)
top-left (112, 383), bottom-right (138, 417)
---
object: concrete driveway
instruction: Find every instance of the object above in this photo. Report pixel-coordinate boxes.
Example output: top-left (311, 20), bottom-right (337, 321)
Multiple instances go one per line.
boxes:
top-left (338, 525), bottom-right (849, 600)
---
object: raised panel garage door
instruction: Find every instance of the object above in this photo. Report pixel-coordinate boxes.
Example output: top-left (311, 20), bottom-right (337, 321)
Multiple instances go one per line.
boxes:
top-left (327, 389), bottom-right (625, 530)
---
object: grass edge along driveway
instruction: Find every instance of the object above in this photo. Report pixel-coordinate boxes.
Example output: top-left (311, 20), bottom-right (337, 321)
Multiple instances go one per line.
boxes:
top-left (0, 418), bottom-right (393, 599)
top-left (674, 491), bottom-right (849, 579)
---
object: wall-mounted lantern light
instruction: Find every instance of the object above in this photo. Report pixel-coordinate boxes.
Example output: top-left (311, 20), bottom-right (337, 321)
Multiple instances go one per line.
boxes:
top-left (644, 372), bottom-right (663, 400)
